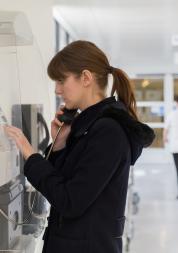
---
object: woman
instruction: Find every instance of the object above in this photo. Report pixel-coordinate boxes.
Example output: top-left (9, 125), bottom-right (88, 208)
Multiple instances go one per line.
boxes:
top-left (6, 40), bottom-right (155, 253)
top-left (163, 95), bottom-right (178, 199)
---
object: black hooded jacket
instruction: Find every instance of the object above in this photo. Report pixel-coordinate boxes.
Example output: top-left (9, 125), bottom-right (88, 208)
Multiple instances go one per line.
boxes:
top-left (24, 96), bottom-right (154, 253)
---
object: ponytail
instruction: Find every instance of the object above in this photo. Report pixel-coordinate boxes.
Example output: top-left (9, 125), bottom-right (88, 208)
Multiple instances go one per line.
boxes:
top-left (109, 67), bottom-right (138, 120)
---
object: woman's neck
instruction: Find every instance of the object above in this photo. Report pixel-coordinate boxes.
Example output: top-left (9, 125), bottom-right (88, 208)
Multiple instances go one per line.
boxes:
top-left (79, 94), bottom-right (106, 111)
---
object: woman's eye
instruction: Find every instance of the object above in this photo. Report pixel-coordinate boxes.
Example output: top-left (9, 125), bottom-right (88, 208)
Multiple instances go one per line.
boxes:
top-left (57, 80), bottom-right (64, 85)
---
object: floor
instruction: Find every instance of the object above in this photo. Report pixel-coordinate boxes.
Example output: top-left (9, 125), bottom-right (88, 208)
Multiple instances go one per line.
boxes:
top-left (129, 162), bottom-right (178, 253)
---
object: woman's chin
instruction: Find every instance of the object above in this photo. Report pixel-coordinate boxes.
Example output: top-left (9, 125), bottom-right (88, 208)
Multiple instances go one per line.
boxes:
top-left (65, 103), bottom-right (74, 110)
top-left (64, 101), bottom-right (77, 110)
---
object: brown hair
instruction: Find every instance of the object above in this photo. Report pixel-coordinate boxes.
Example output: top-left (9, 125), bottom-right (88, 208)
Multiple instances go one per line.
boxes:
top-left (48, 40), bottom-right (137, 120)
top-left (174, 95), bottom-right (178, 103)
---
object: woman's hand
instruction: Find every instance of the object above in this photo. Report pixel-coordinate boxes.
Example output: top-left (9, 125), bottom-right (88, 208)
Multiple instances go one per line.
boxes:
top-left (5, 126), bottom-right (36, 160)
top-left (51, 107), bottom-right (71, 151)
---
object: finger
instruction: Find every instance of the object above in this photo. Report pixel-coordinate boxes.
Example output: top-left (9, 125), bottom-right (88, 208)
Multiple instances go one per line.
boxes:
top-left (5, 128), bottom-right (27, 145)
top-left (5, 126), bottom-right (23, 135)
top-left (58, 104), bottom-right (65, 110)
top-left (6, 131), bottom-right (22, 143)
top-left (5, 125), bottom-right (21, 131)
top-left (51, 119), bottom-right (62, 128)
top-left (5, 126), bottom-right (23, 138)
top-left (53, 118), bottom-right (63, 126)
top-left (4, 126), bottom-right (16, 137)
top-left (5, 131), bottom-right (21, 146)
top-left (55, 105), bottom-right (66, 116)
top-left (55, 110), bottom-right (64, 119)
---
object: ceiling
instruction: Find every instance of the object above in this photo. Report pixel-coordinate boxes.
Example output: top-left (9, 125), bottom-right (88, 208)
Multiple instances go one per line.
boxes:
top-left (54, 0), bottom-right (178, 75)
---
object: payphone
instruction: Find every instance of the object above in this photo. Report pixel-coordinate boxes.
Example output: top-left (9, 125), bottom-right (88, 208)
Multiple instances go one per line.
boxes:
top-left (0, 107), bottom-right (22, 249)
top-left (0, 10), bottom-right (51, 252)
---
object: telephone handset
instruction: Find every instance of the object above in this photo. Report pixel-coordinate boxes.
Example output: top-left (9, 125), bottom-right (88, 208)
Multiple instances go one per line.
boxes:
top-left (57, 108), bottom-right (77, 125)
top-left (46, 108), bottom-right (77, 160)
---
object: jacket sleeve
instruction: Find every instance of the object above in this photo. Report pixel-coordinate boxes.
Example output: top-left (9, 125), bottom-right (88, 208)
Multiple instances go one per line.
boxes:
top-left (24, 118), bottom-right (129, 218)
top-left (43, 143), bottom-right (67, 165)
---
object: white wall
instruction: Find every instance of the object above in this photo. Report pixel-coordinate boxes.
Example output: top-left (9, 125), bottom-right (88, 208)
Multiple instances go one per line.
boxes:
top-left (0, 0), bottom-right (56, 116)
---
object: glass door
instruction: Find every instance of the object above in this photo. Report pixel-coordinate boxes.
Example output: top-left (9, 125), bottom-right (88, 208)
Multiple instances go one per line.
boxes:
top-left (132, 77), bottom-right (164, 148)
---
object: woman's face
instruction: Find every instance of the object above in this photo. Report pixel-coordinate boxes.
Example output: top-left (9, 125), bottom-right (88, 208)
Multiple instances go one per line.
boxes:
top-left (55, 73), bottom-right (84, 110)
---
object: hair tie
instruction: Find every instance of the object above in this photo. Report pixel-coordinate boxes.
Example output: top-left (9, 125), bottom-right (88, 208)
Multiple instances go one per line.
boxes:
top-left (107, 66), bottom-right (115, 74)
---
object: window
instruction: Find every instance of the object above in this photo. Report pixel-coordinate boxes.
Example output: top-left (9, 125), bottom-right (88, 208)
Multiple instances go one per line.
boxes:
top-left (150, 128), bottom-right (164, 148)
top-left (132, 77), bottom-right (164, 148)
top-left (137, 106), bottom-right (164, 123)
top-left (132, 79), bottom-right (164, 101)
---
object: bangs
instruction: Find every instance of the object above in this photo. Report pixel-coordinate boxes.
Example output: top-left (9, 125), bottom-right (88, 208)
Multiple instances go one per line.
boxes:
top-left (47, 53), bottom-right (68, 81)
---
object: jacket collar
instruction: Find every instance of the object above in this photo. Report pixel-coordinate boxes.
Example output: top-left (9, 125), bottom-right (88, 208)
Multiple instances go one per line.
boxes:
top-left (67, 96), bottom-right (155, 165)
top-left (70, 96), bottom-right (117, 138)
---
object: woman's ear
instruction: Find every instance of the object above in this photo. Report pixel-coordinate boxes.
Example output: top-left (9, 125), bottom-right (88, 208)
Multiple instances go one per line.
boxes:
top-left (81, 70), bottom-right (93, 87)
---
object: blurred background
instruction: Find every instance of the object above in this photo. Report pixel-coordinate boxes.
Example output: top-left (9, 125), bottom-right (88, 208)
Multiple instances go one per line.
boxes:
top-left (0, 0), bottom-right (178, 252)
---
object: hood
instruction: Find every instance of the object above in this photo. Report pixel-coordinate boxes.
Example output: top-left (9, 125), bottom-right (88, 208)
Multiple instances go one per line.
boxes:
top-left (100, 103), bottom-right (155, 165)
top-left (71, 97), bottom-right (155, 166)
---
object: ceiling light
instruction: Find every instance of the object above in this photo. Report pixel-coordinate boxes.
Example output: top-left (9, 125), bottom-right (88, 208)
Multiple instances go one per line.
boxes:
top-left (142, 79), bottom-right (150, 88)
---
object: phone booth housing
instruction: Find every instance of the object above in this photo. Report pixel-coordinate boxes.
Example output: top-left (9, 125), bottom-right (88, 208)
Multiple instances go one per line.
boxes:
top-left (0, 11), bottom-right (51, 252)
